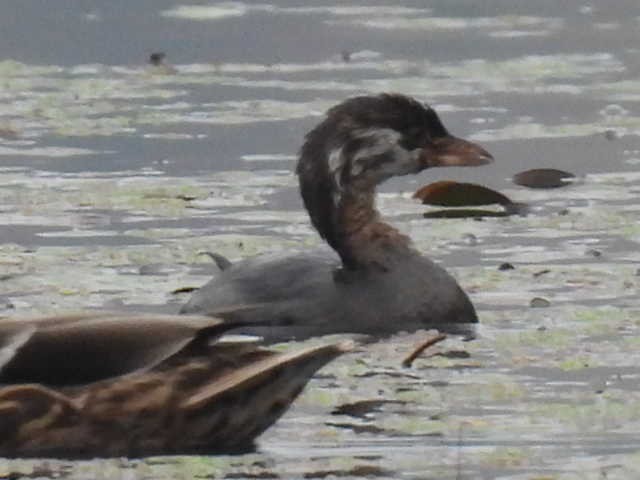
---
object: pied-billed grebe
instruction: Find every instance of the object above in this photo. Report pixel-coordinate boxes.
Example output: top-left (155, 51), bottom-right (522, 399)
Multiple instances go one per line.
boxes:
top-left (181, 94), bottom-right (493, 341)
top-left (0, 312), bottom-right (349, 457)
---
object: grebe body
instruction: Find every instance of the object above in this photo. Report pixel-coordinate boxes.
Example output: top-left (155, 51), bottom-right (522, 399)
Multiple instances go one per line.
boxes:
top-left (182, 94), bottom-right (492, 340)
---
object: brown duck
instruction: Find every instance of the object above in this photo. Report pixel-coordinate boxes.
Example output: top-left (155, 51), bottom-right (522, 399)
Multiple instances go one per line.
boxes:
top-left (0, 312), bottom-right (350, 458)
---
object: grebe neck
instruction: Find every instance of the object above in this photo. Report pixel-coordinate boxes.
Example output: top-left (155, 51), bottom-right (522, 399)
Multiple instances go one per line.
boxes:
top-left (330, 182), bottom-right (414, 271)
top-left (297, 94), bottom-right (494, 272)
top-left (298, 125), bottom-right (424, 271)
top-left (298, 137), bottom-right (418, 270)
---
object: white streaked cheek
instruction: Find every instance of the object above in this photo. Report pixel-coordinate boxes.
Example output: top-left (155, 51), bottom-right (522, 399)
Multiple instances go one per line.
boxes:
top-left (327, 146), bottom-right (347, 206)
top-left (352, 141), bottom-right (391, 165)
top-left (369, 146), bottom-right (420, 179)
top-left (351, 129), bottom-right (400, 171)
top-left (326, 128), bottom-right (417, 203)
top-left (328, 146), bottom-right (345, 190)
top-left (328, 146), bottom-right (344, 174)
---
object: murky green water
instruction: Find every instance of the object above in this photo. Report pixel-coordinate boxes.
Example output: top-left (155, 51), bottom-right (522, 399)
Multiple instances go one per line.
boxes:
top-left (1, 1), bottom-right (639, 478)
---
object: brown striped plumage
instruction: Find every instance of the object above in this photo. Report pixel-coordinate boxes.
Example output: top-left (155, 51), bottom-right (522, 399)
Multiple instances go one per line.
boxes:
top-left (0, 313), bottom-right (351, 458)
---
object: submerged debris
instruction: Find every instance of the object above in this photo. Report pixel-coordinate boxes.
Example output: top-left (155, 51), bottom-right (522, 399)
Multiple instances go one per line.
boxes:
top-left (332, 399), bottom-right (407, 419)
top-left (529, 297), bottom-right (551, 308)
top-left (402, 332), bottom-right (447, 367)
top-left (148, 52), bottom-right (178, 75)
top-left (303, 465), bottom-right (392, 478)
top-left (0, 125), bottom-right (20, 139)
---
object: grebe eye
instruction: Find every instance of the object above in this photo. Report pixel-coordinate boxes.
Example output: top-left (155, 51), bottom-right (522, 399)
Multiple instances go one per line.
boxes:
top-left (405, 127), bottom-right (429, 147)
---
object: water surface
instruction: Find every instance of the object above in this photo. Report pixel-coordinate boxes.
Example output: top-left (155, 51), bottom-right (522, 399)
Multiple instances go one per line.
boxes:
top-left (1, 1), bottom-right (639, 478)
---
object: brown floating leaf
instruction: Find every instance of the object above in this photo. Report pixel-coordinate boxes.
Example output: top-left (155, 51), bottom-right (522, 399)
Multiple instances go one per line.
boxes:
top-left (513, 168), bottom-right (575, 189)
top-left (402, 333), bottom-right (447, 367)
top-left (414, 181), bottom-right (525, 218)
top-left (414, 181), bottom-right (512, 207)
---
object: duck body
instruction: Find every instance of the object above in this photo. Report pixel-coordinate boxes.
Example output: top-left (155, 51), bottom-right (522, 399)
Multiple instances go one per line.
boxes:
top-left (181, 247), bottom-right (476, 342)
top-left (0, 313), bottom-right (349, 458)
top-left (182, 94), bottom-right (491, 340)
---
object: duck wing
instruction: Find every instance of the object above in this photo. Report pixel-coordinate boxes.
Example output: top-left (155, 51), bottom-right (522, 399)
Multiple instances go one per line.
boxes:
top-left (0, 312), bottom-right (235, 386)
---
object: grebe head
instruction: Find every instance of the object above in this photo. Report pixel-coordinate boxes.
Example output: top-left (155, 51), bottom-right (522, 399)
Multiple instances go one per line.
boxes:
top-left (296, 94), bottom-right (492, 263)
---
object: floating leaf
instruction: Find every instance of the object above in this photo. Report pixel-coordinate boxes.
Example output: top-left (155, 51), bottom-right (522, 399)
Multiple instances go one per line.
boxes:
top-left (414, 181), bottom-right (512, 207)
top-left (414, 181), bottom-right (523, 218)
top-left (513, 168), bottom-right (576, 188)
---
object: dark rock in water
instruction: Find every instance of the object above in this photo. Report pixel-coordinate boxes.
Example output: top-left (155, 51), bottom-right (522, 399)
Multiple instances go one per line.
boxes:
top-left (498, 262), bottom-right (515, 271)
top-left (513, 169), bottom-right (575, 189)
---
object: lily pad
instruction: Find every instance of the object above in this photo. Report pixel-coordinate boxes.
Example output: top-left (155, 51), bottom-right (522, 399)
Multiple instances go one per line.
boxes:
top-left (513, 169), bottom-right (576, 188)
top-left (414, 181), bottom-right (513, 207)
top-left (414, 181), bottom-right (525, 218)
